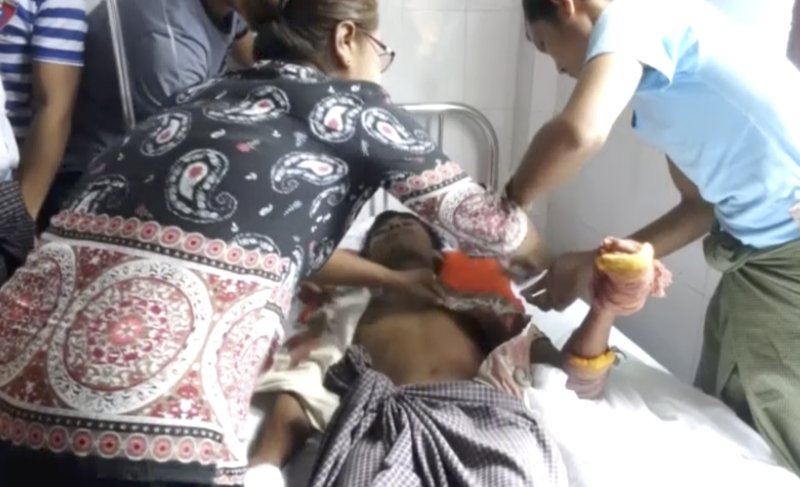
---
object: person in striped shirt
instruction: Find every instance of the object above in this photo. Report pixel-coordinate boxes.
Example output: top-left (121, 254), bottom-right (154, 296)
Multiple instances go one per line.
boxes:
top-left (0, 0), bottom-right (87, 222)
top-left (0, 48), bottom-right (31, 286)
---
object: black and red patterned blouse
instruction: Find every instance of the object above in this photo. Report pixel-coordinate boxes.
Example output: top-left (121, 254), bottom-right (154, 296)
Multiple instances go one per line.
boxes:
top-left (0, 61), bottom-right (529, 484)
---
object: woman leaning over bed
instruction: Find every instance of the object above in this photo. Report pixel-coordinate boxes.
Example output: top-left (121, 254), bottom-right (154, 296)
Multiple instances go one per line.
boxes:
top-left (0, 0), bottom-right (546, 486)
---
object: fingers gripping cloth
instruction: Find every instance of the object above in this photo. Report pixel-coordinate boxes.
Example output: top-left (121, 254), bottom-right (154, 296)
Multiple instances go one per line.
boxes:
top-left (593, 238), bottom-right (672, 315)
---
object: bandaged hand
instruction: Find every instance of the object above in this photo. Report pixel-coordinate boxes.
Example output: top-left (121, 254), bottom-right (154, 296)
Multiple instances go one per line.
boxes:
top-left (592, 237), bottom-right (672, 316)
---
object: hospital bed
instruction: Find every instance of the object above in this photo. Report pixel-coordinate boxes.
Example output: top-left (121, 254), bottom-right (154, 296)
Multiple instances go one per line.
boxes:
top-left (97, 2), bottom-right (797, 482)
top-left (288, 103), bottom-right (799, 486)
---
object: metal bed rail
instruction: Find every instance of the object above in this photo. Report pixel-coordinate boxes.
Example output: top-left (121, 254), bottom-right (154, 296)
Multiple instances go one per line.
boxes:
top-left (401, 102), bottom-right (500, 192)
top-left (106, 0), bottom-right (137, 131)
top-left (368, 102), bottom-right (500, 216)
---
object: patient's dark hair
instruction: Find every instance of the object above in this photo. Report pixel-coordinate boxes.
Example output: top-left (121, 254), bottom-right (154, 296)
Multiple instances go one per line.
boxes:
top-left (522, 0), bottom-right (558, 22)
top-left (360, 211), bottom-right (444, 256)
top-left (241, 0), bottom-right (379, 65)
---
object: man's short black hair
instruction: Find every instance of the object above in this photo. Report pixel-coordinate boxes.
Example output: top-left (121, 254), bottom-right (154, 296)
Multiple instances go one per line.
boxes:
top-left (360, 211), bottom-right (444, 256)
top-left (522, 0), bottom-right (558, 22)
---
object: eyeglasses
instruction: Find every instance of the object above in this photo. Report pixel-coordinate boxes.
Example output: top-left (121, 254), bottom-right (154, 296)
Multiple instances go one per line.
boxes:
top-left (360, 31), bottom-right (396, 73)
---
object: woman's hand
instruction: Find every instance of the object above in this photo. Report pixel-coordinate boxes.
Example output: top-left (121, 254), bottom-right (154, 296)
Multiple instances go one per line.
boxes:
top-left (382, 268), bottom-right (446, 304)
top-left (522, 251), bottom-right (595, 311)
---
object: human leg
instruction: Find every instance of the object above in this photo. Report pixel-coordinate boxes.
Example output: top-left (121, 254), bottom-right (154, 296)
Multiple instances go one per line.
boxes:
top-left (701, 234), bottom-right (800, 474)
top-left (249, 392), bottom-right (314, 467)
top-left (694, 281), bottom-right (727, 396)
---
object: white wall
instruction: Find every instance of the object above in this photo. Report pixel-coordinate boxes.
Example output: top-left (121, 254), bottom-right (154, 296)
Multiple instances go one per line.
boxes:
top-left (705, 0), bottom-right (794, 54)
top-left (368, 0), bottom-right (529, 215)
top-left (532, 0), bottom-right (795, 382)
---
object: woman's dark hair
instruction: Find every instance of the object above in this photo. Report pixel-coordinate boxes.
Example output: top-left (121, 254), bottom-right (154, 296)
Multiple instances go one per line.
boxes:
top-left (360, 211), bottom-right (444, 256)
top-left (522, 0), bottom-right (558, 22)
top-left (242, 0), bottom-right (379, 65)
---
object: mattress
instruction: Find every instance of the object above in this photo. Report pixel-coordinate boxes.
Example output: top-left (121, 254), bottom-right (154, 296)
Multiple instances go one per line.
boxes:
top-left (527, 300), bottom-right (800, 486)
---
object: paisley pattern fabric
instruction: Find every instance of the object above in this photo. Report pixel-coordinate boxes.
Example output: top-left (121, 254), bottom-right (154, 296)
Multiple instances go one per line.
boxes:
top-left (0, 61), bottom-right (530, 485)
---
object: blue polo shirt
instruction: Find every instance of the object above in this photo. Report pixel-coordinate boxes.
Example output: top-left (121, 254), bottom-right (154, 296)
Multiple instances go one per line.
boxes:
top-left (586, 0), bottom-right (800, 248)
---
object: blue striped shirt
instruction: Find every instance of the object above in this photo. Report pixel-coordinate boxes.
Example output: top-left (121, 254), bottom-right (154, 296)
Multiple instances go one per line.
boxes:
top-left (0, 0), bottom-right (87, 139)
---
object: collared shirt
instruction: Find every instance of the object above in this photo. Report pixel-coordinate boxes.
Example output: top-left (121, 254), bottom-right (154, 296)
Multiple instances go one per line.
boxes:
top-left (587, 0), bottom-right (800, 248)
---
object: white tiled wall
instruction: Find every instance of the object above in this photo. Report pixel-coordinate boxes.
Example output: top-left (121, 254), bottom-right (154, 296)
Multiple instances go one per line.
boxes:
top-left (371, 0), bottom-right (525, 214)
top-left (528, 0), bottom-right (795, 382)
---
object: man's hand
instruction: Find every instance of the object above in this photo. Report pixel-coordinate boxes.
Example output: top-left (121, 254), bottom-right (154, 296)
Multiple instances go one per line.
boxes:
top-left (523, 251), bottom-right (595, 311)
top-left (382, 268), bottom-right (446, 305)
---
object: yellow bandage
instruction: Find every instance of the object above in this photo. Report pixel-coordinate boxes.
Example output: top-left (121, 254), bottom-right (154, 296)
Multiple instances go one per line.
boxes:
top-left (566, 349), bottom-right (618, 371)
top-left (595, 242), bottom-right (654, 276)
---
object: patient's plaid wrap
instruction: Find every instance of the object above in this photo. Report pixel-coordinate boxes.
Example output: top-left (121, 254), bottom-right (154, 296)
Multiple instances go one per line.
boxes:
top-left (308, 345), bottom-right (567, 486)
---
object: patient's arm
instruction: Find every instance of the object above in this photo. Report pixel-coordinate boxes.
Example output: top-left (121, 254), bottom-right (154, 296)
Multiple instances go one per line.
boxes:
top-left (249, 392), bottom-right (314, 468)
top-left (310, 250), bottom-right (443, 303)
top-left (528, 307), bottom-right (615, 399)
top-left (531, 238), bottom-right (671, 399)
top-left (310, 250), bottom-right (397, 288)
top-left (560, 307), bottom-right (617, 398)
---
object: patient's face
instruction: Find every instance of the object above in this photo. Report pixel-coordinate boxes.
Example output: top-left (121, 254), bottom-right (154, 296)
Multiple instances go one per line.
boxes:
top-left (363, 216), bottom-right (438, 267)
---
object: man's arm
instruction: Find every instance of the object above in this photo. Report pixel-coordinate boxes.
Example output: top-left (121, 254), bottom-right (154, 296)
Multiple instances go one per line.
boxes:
top-left (527, 158), bottom-right (713, 312)
top-left (230, 31), bottom-right (256, 68)
top-left (17, 63), bottom-right (81, 217)
top-left (509, 54), bottom-right (643, 206)
top-left (628, 158), bottom-right (714, 258)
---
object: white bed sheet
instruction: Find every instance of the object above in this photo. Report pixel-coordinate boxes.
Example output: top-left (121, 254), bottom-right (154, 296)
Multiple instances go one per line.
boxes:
top-left (529, 299), bottom-right (800, 486)
top-left (245, 297), bottom-right (800, 486)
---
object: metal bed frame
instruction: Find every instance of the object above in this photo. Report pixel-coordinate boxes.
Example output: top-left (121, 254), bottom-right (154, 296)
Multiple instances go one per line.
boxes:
top-left (401, 103), bottom-right (499, 192)
top-left (368, 103), bottom-right (501, 216)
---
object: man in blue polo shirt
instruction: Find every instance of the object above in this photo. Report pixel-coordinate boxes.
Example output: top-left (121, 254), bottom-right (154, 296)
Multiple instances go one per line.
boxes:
top-left (38, 0), bottom-right (255, 231)
top-left (508, 0), bottom-right (800, 474)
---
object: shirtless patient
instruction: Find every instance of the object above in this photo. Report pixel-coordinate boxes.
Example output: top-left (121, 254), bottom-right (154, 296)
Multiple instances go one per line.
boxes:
top-left (249, 212), bottom-right (665, 486)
